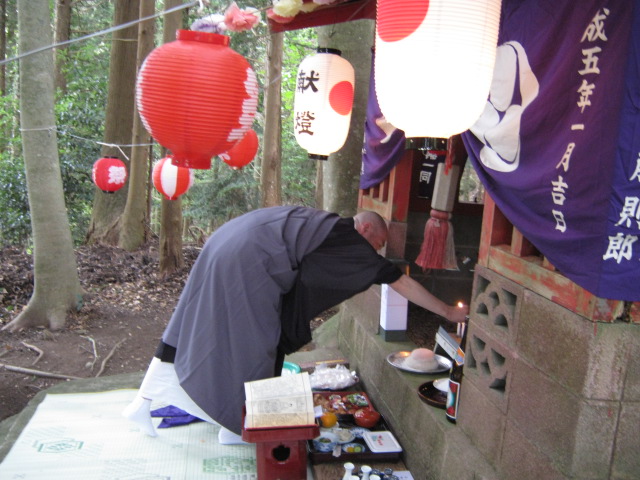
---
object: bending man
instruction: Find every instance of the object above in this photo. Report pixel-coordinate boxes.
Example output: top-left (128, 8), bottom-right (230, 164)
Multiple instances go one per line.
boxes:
top-left (124, 206), bottom-right (468, 441)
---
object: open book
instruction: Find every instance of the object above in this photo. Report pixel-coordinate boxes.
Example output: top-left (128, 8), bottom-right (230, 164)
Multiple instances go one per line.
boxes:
top-left (244, 372), bottom-right (316, 429)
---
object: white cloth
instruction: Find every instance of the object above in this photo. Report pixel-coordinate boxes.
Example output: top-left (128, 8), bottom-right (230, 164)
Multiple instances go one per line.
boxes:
top-left (122, 358), bottom-right (214, 437)
top-left (135, 357), bottom-right (215, 422)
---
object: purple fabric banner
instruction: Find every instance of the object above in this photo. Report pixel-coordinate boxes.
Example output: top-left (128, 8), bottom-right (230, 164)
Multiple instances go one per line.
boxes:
top-left (360, 52), bottom-right (406, 189)
top-left (600, 0), bottom-right (640, 299)
top-left (463, 0), bottom-right (640, 301)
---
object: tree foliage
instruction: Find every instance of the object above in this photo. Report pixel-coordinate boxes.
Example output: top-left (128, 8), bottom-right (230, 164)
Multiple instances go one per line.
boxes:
top-left (0, 1), bottom-right (323, 248)
top-left (0, 0), bottom-right (112, 246)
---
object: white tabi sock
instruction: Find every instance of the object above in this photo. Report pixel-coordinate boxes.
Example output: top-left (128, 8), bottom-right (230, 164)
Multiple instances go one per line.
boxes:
top-left (218, 426), bottom-right (249, 445)
top-left (122, 396), bottom-right (158, 437)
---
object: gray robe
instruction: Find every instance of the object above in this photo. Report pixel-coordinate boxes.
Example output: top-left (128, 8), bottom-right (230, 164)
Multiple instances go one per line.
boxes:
top-left (162, 206), bottom-right (401, 434)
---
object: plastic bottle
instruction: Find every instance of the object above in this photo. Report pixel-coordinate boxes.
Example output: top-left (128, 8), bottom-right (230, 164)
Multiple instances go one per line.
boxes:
top-left (446, 320), bottom-right (469, 424)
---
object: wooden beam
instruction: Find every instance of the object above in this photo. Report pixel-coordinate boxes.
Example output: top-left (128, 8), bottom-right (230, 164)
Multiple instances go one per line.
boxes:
top-left (358, 150), bottom-right (413, 222)
top-left (478, 194), bottom-right (512, 266)
top-left (268, 0), bottom-right (376, 33)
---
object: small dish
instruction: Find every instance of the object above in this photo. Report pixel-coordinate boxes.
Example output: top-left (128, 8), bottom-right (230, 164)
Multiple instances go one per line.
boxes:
top-left (386, 351), bottom-right (452, 374)
top-left (342, 442), bottom-right (366, 454)
top-left (417, 381), bottom-right (448, 409)
top-left (354, 408), bottom-right (381, 428)
top-left (312, 432), bottom-right (339, 452)
top-left (433, 378), bottom-right (450, 393)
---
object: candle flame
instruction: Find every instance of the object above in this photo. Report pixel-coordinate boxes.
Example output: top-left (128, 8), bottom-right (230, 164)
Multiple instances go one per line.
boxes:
top-left (457, 301), bottom-right (464, 308)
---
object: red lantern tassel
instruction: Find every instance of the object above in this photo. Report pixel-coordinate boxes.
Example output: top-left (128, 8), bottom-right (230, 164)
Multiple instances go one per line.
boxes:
top-left (416, 209), bottom-right (457, 270)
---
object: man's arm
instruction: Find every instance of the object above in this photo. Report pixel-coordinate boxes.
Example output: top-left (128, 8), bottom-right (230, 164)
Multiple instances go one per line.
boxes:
top-left (389, 274), bottom-right (469, 323)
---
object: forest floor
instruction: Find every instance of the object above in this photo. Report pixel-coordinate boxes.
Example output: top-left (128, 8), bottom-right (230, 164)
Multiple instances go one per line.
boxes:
top-left (0, 241), bottom-right (445, 423)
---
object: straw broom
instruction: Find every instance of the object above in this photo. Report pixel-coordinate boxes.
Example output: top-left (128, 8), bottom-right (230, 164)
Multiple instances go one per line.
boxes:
top-left (416, 161), bottom-right (461, 271)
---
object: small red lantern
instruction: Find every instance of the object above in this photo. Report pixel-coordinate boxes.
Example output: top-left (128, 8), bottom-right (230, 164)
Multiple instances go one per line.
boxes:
top-left (136, 30), bottom-right (259, 170)
top-left (152, 157), bottom-right (194, 200)
top-left (219, 129), bottom-right (259, 170)
top-left (92, 156), bottom-right (127, 193)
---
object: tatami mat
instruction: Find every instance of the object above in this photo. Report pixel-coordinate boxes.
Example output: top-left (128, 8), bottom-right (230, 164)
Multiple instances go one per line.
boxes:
top-left (0, 389), bottom-right (259, 479)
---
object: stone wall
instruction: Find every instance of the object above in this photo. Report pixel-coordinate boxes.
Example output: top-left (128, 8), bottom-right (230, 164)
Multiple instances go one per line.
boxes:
top-left (463, 265), bottom-right (640, 480)
top-left (336, 265), bottom-right (640, 479)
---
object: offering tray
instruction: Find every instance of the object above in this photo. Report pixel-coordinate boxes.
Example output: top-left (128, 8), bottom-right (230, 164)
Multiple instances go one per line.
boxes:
top-left (308, 391), bottom-right (402, 464)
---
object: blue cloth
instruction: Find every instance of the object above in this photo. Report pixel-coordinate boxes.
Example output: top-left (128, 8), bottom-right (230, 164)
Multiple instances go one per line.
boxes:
top-left (150, 405), bottom-right (203, 429)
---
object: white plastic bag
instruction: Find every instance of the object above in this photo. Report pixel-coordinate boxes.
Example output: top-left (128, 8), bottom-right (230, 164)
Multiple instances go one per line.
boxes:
top-left (309, 363), bottom-right (358, 390)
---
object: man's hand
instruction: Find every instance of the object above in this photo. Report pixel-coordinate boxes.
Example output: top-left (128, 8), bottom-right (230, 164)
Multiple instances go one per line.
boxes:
top-left (389, 275), bottom-right (470, 324)
top-left (446, 303), bottom-right (469, 323)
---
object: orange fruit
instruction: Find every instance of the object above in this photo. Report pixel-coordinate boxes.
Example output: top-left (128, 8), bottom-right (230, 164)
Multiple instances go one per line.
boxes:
top-left (320, 411), bottom-right (338, 428)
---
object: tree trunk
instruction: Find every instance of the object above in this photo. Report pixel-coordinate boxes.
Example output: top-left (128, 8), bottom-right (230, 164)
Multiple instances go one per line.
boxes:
top-left (261, 32), bottom-right (283, 207)
top-left (118, 0), bottom-right (154, 251)
top-left (4, 0), bottom-right (83, 332)
top-left (85, 0), bottom-right (140, 246)
top-left (0, 0), bottom-right (7, 95)
top-left (53, 0), bottom-right (71, 92)
top-left (318, 21), bottom-right (374, 216)
top-left (314, 161), bottom-right (323, 209)
top-left (158, 0), bottom-right (184, 276)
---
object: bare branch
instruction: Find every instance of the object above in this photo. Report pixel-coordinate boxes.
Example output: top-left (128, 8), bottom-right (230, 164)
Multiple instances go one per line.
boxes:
top-left (21, 341), bottom-right (44, 366)
top-left (95, 338), bottom-right (126, 377)
top-left (81, 335), bottom-right (98, 371)
top-left (0, 363), bottom-right (82, 380)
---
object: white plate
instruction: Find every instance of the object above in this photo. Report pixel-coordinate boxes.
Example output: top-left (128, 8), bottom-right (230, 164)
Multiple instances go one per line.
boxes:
top-left (433, 378), bottom-right (450, 392)
top-left (386, 351), bottom-right (452, 374)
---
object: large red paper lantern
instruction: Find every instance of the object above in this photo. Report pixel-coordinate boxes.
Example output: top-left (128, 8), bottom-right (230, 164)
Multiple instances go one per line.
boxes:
top-left (152, 157), bottom-right (194, 200)
top-left (136, 30), bottom-right (259, 170)
top-left (293, 48), bottom-right (355, 160)
top-left (92, 156), bottom-right (127, 193)
top-left (375, 0), bottom-right (501, 139)
top-left (219, 129), bottom-right (259, 170)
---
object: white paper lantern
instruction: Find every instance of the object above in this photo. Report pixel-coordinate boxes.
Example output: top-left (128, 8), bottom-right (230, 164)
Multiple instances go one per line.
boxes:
top-left (293, 48), bottom-right (355, 159)
top-left (375, 0), bottom-right (502, 139)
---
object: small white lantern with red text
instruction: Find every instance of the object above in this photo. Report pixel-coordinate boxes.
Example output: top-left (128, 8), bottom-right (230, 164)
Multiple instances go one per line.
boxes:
top-left (293, 48), bottom-right (355, 160)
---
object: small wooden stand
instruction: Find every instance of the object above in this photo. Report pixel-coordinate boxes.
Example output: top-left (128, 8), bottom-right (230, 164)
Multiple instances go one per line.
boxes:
top-left (242, 419), bottom-right (319, 480)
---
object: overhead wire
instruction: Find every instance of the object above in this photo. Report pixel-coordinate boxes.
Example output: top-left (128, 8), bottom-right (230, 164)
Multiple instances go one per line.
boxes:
top-left (0, 1), bottom-right (201, 67)
top-left (8, 0), bottom-right (372, 153)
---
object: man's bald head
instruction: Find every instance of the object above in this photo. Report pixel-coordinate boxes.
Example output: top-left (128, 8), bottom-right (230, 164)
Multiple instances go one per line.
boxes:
top-left (354, 211), bottom-right (388, 251)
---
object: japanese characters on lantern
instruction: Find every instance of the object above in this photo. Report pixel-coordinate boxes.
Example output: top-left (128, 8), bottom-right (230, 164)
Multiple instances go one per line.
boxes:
top-left (293, 48), bottom-right (355, 159)
top-left (92, 157), bottom-right (127, 193)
